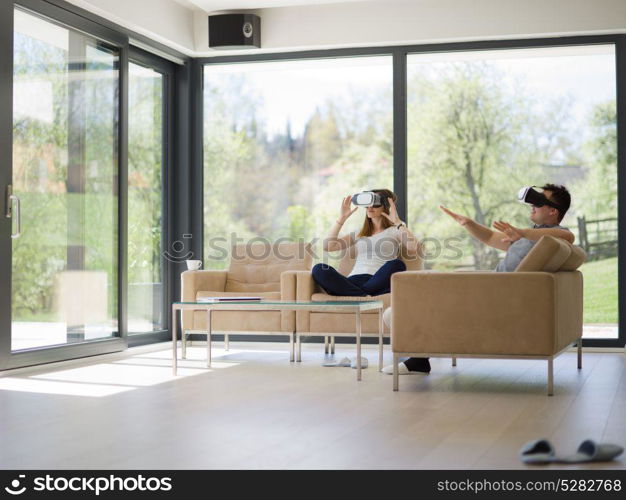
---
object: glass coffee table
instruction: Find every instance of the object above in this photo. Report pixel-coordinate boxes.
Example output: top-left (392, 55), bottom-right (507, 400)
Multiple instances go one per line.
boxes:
top-left (172, 299), bottom-right (384, 381)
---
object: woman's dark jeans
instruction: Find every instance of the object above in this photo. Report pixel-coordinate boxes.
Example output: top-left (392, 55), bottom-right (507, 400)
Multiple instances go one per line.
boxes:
top-left (311, 258), bottom-right (406, 296)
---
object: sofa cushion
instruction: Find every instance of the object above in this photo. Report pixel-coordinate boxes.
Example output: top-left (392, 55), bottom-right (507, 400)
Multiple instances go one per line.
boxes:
top-left (225, 242), bottom-right (312, 293)
top-left (310, 292), bottom-right (390, 312)
top-left (515, 235), bottom-right (571, 272)
top-left (559, 244), bottom-right (587, 271)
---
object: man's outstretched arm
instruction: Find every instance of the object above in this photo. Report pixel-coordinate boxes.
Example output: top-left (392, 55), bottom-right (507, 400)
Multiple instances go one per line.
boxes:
top-left (440, 206), bottom-right (510, 251)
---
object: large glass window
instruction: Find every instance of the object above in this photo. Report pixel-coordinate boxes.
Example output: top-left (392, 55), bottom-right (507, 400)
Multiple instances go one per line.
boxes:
top-left (406, 45), bottom-right (618, 339)
top-left (11, 8), bottom-right (119, 350)
top-left (128, 61), bottom-right (164, 333)
top-left (203, 57), bottom-right (393, 267)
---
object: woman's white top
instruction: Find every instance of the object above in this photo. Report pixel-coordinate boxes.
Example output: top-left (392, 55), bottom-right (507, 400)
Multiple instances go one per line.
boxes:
top-left (348, 226), bottom-right (402, 277)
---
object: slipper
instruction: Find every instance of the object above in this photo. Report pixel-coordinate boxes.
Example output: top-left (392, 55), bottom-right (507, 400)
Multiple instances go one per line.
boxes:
top-left (519, 439), bottom-right (556, 464)
top-left (558, 440), bottom-right (624, 463)
top-left (350, 357), bottom-right (368, 369)
top-left (381, 362), bottom-right (423, 375)
top-left (322, 356), bottom-right (351, 367)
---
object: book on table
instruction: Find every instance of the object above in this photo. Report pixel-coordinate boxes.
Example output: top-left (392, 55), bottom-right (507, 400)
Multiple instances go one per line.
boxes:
top-left (196, 296), bottom-right (263, 302)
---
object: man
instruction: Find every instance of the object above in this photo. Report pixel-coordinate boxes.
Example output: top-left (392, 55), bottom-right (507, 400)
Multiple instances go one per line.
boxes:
top-left (382, 183), bottom-right (574, 375)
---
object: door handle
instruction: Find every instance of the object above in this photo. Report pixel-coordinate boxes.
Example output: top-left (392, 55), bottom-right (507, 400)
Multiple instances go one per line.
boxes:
top-left (5, 185), bottom-right (21, 239)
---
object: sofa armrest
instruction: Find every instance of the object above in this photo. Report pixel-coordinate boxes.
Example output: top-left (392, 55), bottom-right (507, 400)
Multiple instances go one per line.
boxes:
top-left (181, 270), bottom-right (228, 331)
top-left (391, 271), bottom-right (567, 356)
top-left (284, 270), bottom-right (317, 333)
top-left (293, 270), bottom-right (317, 300)
top-left (181, 270), bottom-right (228, 300)
top-left (554, 271), bottom-right (584, 350)
top-left (280, 270), bottom-right (299, 332)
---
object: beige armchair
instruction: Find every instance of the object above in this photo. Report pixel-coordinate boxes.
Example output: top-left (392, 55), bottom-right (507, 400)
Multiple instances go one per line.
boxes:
top-left (181, 241), bottom-right (312, 358)
top-left (293, 247), bottom-right (423, 361)
top-left (390, 235), bottom-right (587, 396)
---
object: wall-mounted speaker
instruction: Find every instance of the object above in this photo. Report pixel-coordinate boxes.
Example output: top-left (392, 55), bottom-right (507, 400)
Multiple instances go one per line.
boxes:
top-left (208, 14), bottom-right (261, 50)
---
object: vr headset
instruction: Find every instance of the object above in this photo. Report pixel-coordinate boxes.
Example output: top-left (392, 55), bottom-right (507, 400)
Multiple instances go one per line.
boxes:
top-left (351, 191), bottom-right (389, 209)
top-left (517, 186), bottom-right (562, 210)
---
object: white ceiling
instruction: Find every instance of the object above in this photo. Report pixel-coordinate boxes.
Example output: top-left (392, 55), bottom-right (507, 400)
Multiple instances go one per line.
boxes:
top-left (172, 0), bottom-right (371, 13)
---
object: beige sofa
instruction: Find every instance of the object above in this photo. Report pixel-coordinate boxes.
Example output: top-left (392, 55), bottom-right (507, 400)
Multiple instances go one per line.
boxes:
top-left (181, 241), bottom-right (312, 359)
top-left (292, 247), bottom-right (423, 362)
top-left (390, 236), bottom-right (586, 396)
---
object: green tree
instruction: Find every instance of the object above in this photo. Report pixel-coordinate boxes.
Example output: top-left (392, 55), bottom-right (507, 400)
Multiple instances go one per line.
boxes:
top-left (407, 63), bottom-right (553, 269)
top-left (571, 100), bottom-right (617, 219)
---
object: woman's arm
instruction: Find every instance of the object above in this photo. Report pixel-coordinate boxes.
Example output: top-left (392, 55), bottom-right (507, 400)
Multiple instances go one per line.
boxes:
top-left (381, 197), bottom-right (422, 257)
top-left (396, 224), bottom-right (421, 257)
top-left (323, 221), bottom-right (355, 252)
top-left (323, 195), bottom-right (357, 252)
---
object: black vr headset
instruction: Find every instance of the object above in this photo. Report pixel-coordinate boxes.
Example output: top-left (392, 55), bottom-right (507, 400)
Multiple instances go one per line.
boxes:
top-left (351, 191), bottom-right (390, 209)
top-left (517, 186), bottom-right (562, 210)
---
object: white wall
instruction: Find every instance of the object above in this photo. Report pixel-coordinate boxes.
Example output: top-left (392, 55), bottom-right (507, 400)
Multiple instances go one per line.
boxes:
top-left (64, 0), bottom-right (196, 55)
top-left (66, 0), bottom-right (626, 57)
top-left (196, 0), bottom-right (626, 56)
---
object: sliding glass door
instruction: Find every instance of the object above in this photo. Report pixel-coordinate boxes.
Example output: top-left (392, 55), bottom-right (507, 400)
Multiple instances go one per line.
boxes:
top-left (0, 3), bottom-right (130, 369)
top-left (10, 7), bottom-right (120, 350)
top-left (127, 50), bottom-right (173, 338)
top-left (0, 3), bottom-right (178, 369)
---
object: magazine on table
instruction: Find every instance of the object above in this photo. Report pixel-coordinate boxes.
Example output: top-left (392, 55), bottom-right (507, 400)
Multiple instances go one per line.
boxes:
top-left (197, 296), bottom-right (263, 302)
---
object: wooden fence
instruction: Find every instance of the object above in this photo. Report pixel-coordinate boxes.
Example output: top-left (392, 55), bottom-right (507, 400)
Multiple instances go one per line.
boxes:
top-left (577, 216), bottom-right (618, 260)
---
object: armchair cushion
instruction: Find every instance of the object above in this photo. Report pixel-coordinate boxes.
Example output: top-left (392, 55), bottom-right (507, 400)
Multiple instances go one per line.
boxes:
top-left (515, 235), bottom-right (572, 272)
top-left (559, 244), bottom-right (587, 271)
top-left (310, 292), bottom-right (390, 312)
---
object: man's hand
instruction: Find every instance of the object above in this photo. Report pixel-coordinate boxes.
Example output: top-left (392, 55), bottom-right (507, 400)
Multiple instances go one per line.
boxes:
top-left (493, 220), bottom-right (524, 244)
top-left (440, 205), bottom-right (510, 250)
top-left (439, 205), bottom-right (470, 226)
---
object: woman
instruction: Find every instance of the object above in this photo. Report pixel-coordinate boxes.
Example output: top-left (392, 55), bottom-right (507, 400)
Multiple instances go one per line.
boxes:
top-left (312, 189), bottom-right (420, 297)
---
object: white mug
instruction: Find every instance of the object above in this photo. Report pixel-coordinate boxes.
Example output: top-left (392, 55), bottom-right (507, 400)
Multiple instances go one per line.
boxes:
top-left (186, 260), bottom-right (202, 270)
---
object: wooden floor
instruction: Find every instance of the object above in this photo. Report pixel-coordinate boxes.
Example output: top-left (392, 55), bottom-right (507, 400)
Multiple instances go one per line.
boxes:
top-left (0, 341), bottom-right (624, 470)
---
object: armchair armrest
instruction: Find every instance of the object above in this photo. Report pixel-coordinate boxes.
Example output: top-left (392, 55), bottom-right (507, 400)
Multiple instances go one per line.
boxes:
top-left (181, 270), bottom-right (228, 331)
top-left (295, 270), bottom-right (317, 300)
top-left (283, 270), bottom-right (318, 333)
top-left (390, 271), bottom-right (573, 356)
top-left (280, 270), bottom-right (300, 332)
top-left (181, 270), bottom-right (228, 301)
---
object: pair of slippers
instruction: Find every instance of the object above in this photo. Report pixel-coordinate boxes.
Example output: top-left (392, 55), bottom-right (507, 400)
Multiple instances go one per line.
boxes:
top-left (520, 439), bottom-right (623, 464)
top-left (322, 356), bottom-right (368, 369)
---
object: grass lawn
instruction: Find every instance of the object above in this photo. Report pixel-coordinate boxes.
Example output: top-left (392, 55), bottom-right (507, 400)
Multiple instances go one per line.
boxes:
top-left (579, 256), bottom-right (618, 324)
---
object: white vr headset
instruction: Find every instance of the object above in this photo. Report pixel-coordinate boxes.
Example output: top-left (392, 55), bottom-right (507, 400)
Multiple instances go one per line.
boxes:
top-left (351, 191), bottom-right (389, 208)
top-left (517, 186), bottom-right (562, 209)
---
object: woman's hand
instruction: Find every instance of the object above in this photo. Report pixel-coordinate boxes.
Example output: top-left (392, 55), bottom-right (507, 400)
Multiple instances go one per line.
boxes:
top-left (439, 205), bottom-right (470, 226)
top-left (382, 197), bottom-right (402, 225)
top-left (339, 195), bottom-right (358, 223)
top-left (493, 220), bottom-right (524, 244)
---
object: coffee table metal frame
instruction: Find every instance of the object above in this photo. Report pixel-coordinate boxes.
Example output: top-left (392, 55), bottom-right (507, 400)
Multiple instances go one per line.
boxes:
top-left (172, 300), bottom-right (384, 381)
